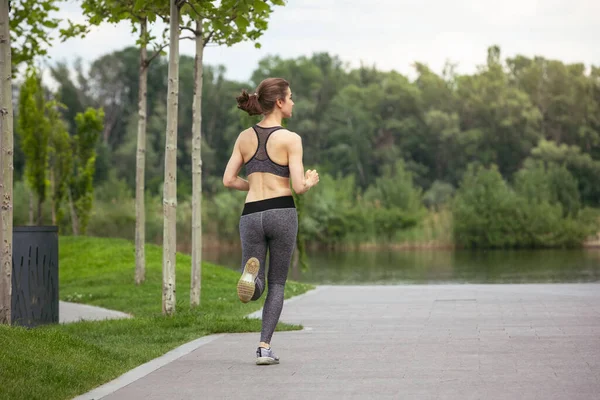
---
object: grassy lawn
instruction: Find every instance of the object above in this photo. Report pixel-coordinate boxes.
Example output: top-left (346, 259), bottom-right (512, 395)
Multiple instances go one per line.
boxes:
top-left (0, 236), bottom-right (314, 400)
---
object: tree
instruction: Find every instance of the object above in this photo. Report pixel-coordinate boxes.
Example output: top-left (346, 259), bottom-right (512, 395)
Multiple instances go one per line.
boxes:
top-left (189, 17), bottom-right (203, 307)
top-left (452, 164), bottom-right (519, 248)
top-left (18, 68), bottom-right (49, 225)
top-left (529, 139), bottom-right (600, 207)
top-left (163, 0), bottom-right (183, 316)
top-left (77, 1), bottom-right (171, 286)
top-left (181, 0), bottom-right (285, 306)
top-left (322, 84), bottom-right (378, 187)
top-left (46, 101), bottom-right (72, 226)
top-left (456, 46), bottom-right (543, 180)
top-left (0, 0), bottom-right (13, 325)
top-left (50, 61), bottom-right (87, 135)
top-left (69, 108), bottom-right (103, 235)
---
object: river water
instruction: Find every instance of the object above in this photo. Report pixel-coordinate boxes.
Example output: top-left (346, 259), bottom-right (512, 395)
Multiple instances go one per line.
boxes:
top-left (204, 248), bottom-right (600, 285)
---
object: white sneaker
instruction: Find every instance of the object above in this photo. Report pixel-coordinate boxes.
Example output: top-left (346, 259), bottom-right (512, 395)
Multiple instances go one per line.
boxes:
top-left (236, 257), bottom-right (259, 303)
top-left (256, 347), bottom-right (280, 365)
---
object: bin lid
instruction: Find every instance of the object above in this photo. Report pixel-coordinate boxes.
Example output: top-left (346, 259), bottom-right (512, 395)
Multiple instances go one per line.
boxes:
top-left (13, 226), bottom-right (59, 232)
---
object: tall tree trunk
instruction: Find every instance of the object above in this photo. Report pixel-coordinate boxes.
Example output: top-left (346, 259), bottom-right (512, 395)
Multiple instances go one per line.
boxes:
top-left (190, 19), bottom-right (204, 307)
top-left (163, 0), bottom-right (180, 316)
top-left (0, 0), bottom-right (13, 325)
top-left (135, 17), bottom-right (148, 285)
top-left (68, 188), bottom-right (79, 236)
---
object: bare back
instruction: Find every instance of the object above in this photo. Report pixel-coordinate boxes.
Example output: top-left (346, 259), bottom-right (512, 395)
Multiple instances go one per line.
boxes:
top-left (238, 127), bottom-right (293, 202)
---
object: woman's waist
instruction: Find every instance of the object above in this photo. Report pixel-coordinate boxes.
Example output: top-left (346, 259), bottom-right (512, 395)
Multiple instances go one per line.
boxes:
top-left (245, 185), bottom-right (292, 203)
top-left (242, 195), bottom-right (296, 216)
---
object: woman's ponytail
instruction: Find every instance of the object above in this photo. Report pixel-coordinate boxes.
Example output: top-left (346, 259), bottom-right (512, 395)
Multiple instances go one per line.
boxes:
top-left (236, 89), bottom-right (263, 116)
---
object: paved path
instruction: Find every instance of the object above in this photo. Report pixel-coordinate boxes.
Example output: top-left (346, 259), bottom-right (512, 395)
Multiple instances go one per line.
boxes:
top-left (59, 301), bottom-right (131, 323)
top-left (78, 284), bottom-right (600, 400)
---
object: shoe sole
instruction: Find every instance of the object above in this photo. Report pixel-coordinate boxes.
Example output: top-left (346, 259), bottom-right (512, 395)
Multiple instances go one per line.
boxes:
top-left (256, 357), bottom-right (279, 365)
top-left (237, 257), bottom-right (260, 303)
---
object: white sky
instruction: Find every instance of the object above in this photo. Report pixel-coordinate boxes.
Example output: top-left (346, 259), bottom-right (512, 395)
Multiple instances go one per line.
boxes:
top-left (43, 0), bottom-right (600, 83)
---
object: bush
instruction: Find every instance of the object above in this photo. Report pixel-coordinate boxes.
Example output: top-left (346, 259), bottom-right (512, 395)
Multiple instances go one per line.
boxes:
top-left (423, 180), bottom-right (455, 210)
top-left (514, 160), bottom-right (580, 216)
top-left (453, 163), bottom-right (598, 249)
top-left (453, 164), bottom-right (518, 248)
top-left (299, 173), bottom-right (361, 245)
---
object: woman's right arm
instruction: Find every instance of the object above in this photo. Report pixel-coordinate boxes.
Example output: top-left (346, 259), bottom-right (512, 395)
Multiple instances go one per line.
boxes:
top-left (288, 133), bottom-right (318, 194)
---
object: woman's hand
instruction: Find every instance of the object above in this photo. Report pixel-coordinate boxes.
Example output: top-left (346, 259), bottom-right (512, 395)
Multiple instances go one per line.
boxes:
top-left (305, 169), bottom-right (320, 188)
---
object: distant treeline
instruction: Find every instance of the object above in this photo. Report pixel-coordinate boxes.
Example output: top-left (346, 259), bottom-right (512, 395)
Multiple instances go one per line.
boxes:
top-left (12, 45), bottom-right (600, 248)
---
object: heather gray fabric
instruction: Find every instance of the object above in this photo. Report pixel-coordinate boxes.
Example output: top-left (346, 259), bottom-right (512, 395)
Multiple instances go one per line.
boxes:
top-left (259, 283), bottom-right (285, 344)
top-left (244, 125), bottom-right (290, 178)
top-left (239, 207), bottom-right (297, 343)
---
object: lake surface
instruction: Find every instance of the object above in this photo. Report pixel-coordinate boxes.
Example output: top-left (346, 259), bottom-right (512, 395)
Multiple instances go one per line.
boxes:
top-left (204, 248), bottom-right (600, 284)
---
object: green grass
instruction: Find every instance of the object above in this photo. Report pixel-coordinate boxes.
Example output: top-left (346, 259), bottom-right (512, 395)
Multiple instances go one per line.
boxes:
top-left (0, 236), bottom-right (314, 400)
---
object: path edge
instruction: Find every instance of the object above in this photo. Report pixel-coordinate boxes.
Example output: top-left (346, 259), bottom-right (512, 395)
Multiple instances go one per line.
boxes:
top-left (72, 285), bottom-right (323, 400)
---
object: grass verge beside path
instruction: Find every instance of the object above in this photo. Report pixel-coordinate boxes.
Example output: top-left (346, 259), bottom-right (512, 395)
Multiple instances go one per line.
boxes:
top-left (0, 236), bottom-right (314, 400)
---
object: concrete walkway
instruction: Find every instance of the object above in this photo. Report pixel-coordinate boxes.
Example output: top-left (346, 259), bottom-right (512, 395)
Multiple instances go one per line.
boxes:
top-left (59, 301), bottom-right (131, 323)
top-left (77, 284), bottom-right (600, 400)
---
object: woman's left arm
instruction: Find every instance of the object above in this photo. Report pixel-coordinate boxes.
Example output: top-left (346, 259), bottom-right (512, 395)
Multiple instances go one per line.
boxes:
top-left (223, 137), bottom-right (250, 191)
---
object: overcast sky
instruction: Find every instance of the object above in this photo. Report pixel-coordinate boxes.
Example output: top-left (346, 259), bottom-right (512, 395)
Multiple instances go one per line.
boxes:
top-left (44, 0), bottom-right (599, 83)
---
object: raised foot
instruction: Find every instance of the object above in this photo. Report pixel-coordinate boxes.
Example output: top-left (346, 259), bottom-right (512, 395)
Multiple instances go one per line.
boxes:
top-left (237, 257), bottom-right (260, 303)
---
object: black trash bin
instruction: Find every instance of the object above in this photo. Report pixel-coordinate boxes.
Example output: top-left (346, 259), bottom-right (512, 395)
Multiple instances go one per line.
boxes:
top-left (11, 226), bottom-right (59, 328)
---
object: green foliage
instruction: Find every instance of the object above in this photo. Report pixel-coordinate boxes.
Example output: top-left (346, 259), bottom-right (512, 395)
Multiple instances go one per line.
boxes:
top-left (423, 181), bottom-right (455, 210)
top-left (9, 0), bottom-right (60, 67)
top-left (17, 67), bottom-right (49, 223)
top-left (70, 108), bottom-right (104, 234)
top-left (7, 0), bottom-right (85, 72)
top-left (371, 207), bottom-right (420, 242)
top-left (364, 160), bottom-right (423, 213)
top-left (529, 139), bottom-right (600, 205)
top-left (46, 100), bottom-right (73, 225)
top-left (13, 45), bottom-right (600, 248)
top-left (453, 164), bottom-right (517, 248)
top-left (299, 173), bottom-right (360, 246)
top-left (182, 0), bottom-right (285, 48)
top-left (209, 190), bottom-right (246, 243)
top-left (453, 164), bottom-right (596, 249)
top-left (291, 189), bottom-right (309, 271)
top-left (75, 0), bottom-right (170, 42)
top-left (296, 168), bottom-right (424, 247)
top-left (514, 160), bottom-right (580, 216)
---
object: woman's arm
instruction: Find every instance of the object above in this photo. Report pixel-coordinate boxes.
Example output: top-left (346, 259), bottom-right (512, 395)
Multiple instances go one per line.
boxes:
top-left (288, 133), bottom-right (317, 194)
top-left (223, 138), bottom-right (250, 191)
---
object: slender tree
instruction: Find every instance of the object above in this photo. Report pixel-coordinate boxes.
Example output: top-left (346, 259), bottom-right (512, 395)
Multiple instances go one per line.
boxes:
top-left (18, 68), bottom-right (50, 225)
top-left (163, 0), bottom-right (183, 316)
top-left (0, 0), bottom-right (13, 325)
top-left (46, 101), bottom-right (72, 226)
top-left (69, 108), bottom-right (104, 235)
top-left (189, 17), bottom-right (203, 307)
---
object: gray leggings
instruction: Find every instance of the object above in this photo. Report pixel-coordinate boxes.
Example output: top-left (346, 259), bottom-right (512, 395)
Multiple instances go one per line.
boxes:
top-left (239, 201), bottom-right (298, 344)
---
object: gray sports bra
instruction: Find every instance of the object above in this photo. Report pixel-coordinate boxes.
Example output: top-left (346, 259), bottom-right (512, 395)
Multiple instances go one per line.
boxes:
top-left (245, 125), bottom-right (290, 178)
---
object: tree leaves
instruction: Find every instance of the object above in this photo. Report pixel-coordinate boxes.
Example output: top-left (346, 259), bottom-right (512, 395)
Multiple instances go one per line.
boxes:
top-left (253, 0), bottom-right (271, 14)
top-left (9, 0), bottom-right (62, 67)
top-left (180, 0), bottom-right (283, 48)
top-left (234, 15), bottom-right (249, 31)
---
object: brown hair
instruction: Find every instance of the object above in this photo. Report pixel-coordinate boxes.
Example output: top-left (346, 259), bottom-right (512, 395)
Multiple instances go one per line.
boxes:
top-left (236, 78), bottom-right (290, 116)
